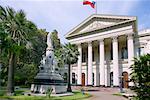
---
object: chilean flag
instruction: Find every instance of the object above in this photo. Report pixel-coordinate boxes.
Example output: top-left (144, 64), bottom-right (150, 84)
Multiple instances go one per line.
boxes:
top-left (83, 0), bottom-right (96, 9)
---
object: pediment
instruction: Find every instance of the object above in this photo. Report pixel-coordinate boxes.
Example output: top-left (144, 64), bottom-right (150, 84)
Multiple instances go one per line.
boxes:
top-left (65, 14), bottom-right (136, 39)
top-left (80, 21), bottom-right (116, 33)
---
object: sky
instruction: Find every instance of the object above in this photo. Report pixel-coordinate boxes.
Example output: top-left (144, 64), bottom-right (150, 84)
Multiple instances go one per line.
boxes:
top-left (0, 0), bottom-right (150, 43)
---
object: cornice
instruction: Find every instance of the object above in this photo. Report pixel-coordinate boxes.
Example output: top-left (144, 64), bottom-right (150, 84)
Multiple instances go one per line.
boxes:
top-left (65, 14), bottom-right (137, 39)
top-left (67, 20), bottom-right (135, 40)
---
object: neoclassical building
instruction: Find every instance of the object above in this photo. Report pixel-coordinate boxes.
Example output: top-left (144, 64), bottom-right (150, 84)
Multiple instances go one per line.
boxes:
top-left (65, 14), bottom-right (150, 88)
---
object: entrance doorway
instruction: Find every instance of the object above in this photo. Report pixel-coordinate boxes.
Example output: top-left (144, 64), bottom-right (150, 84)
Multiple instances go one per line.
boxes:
top-left (122, 72), bottom-right (128, 88)
top-left (82, 73), bottom-right (85, 86)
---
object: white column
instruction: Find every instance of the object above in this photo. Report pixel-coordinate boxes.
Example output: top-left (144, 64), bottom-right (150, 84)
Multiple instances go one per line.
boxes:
top-left (99, 39), bottom-right (105, 86)
top-left (77, 43), bottom-right (82, 85)
top-left (113, 36), bottom-right (119, 86)
top-left (95, 64), bottom-right (100, 86)
top-left (105, 65), bottom-right (109, 86)
top-left (127, 34), bottom-right (134, 86)
top-left (88, 42), bottom-right (93, 85)
top-left (85, 68), bottom-right (88, 86)
top-left (70, 65), bottom-right (72, 84)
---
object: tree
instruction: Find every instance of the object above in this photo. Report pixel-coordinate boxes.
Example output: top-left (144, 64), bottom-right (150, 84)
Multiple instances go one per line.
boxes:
top-left (131, 54), bottom-right (150, 100)
top-left (0, 28), bottom-right (47, 87)
top-left (0, 6), bottom-right (37, 95)
top-left (50, 30), bottom-right (63, 68)
top-left (50, 30), bottom-right (61, 51)
top-left (57, 43), bottom-right (79, 92)
top-left (14, 29), bottom-right (47, 86)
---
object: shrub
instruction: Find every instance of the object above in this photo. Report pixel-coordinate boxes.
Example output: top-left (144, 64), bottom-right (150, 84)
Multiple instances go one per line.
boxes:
top-left (131, 54), bottom-right (150, 100)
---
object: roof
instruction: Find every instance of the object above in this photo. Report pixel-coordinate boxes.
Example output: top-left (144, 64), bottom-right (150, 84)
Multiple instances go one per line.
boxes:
top-left (65, 14), bottom-right (137, 39)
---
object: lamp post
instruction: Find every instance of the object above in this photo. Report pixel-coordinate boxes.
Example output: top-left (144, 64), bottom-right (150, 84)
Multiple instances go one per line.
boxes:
top-left (119, 76), bottom-right (124, 93)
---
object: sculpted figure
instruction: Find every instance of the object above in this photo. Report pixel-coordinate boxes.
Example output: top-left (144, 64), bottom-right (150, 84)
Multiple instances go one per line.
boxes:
top-left (47, 32), bottom-right (53, 48)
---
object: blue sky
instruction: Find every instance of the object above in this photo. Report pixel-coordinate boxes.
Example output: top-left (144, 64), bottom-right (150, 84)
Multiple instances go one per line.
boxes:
top-left (1, 0), bottom-right (150, 43)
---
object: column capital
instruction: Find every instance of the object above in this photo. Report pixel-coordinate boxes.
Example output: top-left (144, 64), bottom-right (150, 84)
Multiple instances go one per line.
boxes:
top-left (76, 43), bottom-right (81, 46)
top-left (88, 41), bottom-right (92, 46)
top-left (98, 38), bottom-right (104, 42)
top-left (99, 39), bottom-right (104, 45)
top-left (127, 33), bottom-right (134, 40)
top-left (112, 36), bottom-right (118, 42)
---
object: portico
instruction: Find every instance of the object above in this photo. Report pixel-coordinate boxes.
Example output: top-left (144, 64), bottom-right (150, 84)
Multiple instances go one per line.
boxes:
top-left (65, 14), bottom-right (137, 87)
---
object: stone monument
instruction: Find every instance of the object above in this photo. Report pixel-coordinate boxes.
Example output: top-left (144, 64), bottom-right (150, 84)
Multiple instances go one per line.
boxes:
top-left (31, 32), bottom-right (66, 94)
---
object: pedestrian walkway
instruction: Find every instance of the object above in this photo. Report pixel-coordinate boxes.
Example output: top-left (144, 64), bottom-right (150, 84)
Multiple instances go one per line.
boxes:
top-left (87, 88), bottom-right (127, 100)
top-left (72, 86), bottom-right (127, 100)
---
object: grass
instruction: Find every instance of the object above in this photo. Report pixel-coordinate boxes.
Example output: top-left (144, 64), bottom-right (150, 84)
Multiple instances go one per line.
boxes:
top-left (0, 87), bottom-right (7, 96)
top-left (0, 87), bottom-right (30, 96)
top-left (0, 90), bottom-right (92, 100)
top-left (112, 93), bottom-right (123, 96)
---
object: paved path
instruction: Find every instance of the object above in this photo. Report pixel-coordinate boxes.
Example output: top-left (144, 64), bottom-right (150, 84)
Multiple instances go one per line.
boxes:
top-left (86, 88), bottom-right (127, 100)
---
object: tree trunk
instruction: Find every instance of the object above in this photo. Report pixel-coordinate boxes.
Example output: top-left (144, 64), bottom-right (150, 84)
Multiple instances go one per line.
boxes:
top-left (7, 52), bottom-right (15, 95)
top-left (67, 63), bottom-right (72, 92)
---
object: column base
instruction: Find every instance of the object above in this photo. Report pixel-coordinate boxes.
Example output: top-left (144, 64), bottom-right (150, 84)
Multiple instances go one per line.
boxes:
top-left (104, 86), bottom-right (111, 88)
top-left (76, 84), bottom-right (82, 86)
top-left (99, 85), bottom-right (105, 87)
top-left (94, 85), bottom-right (100, 87)
top-left (113, 85), bottom-right (119, 88)
top-left (86, 85), bottom-right (93, 87)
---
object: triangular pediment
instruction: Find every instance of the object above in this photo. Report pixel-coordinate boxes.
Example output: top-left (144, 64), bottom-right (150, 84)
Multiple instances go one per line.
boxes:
top-left (80, 20), bottom-right (116, 33)
top-left (65, 14), bottom-right (136, 39)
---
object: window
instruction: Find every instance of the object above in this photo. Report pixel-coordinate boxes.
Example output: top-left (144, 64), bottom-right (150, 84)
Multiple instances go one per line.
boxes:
top-left (92, 73), bottom-right (94, 85)
top-left (92, 50), bottom-right (94, 61)
top-left (138, 47), bottom-right (141, 56)
top-left (72, 73), bottom-right (75, 84)
top-left (110, 72), bottom-right (113, 86)
top-left (40, 67), bottom-right (44, 70)
top-left (63, 73), bottom-right (67, 83)
top-left (110, 44), bottom-right (113, 60)
top-left (82, 52), bottom-right (86, 62)
top-left (138, 47), bottom-right (144, 56)
top-left (121, 47), bottom-right (128, 59)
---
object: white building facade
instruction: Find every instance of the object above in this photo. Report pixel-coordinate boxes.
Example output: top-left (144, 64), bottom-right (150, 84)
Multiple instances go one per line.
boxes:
top-left (65, 14), bottom-right (150, 88)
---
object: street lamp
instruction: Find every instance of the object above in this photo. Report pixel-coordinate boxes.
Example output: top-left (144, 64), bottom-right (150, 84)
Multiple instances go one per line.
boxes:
top-left (119, 75), bottom-right (124, 93)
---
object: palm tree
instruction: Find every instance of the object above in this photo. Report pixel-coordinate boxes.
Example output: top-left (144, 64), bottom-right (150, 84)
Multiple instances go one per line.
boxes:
top-left (0, 6), bottom-right (37, 95)
top-left (55, 43), bottom-right (79, 92)
top-left (63, 43), bottom-right (79, 92)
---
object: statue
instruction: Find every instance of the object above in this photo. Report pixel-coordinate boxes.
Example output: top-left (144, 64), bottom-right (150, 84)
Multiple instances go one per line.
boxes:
top-left (47, 32), bottom-right (53, 48)
top-left (31, 32), bottom-right (66, 94)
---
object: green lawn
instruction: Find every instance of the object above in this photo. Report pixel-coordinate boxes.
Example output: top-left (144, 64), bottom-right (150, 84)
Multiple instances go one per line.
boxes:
top-left (112, 93), bottom-right (123, 96)
top-left (0, 90), bottom-right (91, 100)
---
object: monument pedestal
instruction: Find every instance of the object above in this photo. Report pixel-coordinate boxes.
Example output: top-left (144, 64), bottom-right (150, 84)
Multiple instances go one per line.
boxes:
top-left (31, 72), bottom-right (67, 94)
top-left (31, 32), bottom-right (67, 94)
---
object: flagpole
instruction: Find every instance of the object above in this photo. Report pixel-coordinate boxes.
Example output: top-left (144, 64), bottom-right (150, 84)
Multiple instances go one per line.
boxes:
top-left (95, 0), bottom-right (97, 14)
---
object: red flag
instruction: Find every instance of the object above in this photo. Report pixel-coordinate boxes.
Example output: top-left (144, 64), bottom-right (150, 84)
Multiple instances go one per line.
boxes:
top-left (83, 0), bottom-right (96, 8)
